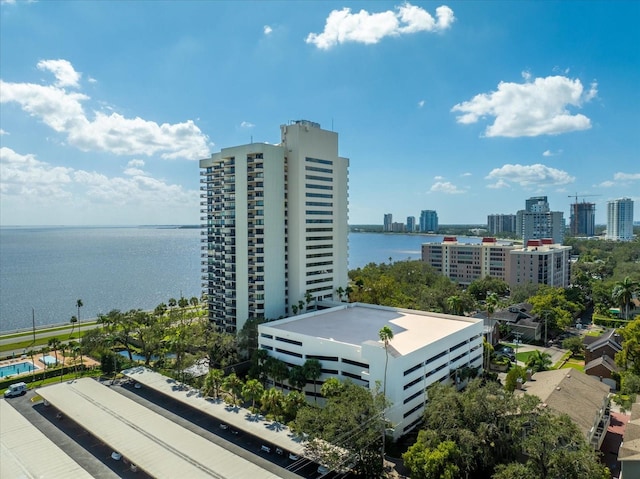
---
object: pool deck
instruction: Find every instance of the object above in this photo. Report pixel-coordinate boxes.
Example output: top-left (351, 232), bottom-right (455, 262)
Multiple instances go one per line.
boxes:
top-left (0, 351), bottom-right (99, 379)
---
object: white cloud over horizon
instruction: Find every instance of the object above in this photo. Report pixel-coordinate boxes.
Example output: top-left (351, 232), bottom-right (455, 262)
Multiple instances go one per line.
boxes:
top-left (452, 74), bottom-right (597, 137)
top-left (263, 25), bottom-right (273, 35)
top-left (0, 60), bottom-right (210, 160)
top-left (1, 146), bottom-right (197, 213)
top-left (485, 163), bottom-right (575, 187)
top-left (306, 3), bottom-right (454, 49)
top-left (240, 121), bottom-right (255, 128)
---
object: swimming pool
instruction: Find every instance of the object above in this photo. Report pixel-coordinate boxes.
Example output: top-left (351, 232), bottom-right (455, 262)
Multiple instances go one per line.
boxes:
top-left (0, 361), bottom-right (38, 378)
top-left (39, 355), bottom-right (59, 366)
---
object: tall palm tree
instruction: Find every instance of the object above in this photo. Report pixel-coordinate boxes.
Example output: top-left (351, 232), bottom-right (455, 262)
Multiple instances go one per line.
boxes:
top-left (69, 315), bottom-right (78, 338)
top-left (261, 388), bottom-right (284, 422)
top-left (242, 378), bottom-right (265, 412)
top-left (486, 293), bottom-right (498, 345)
top-left (612, 276), bottom-right (640, 320)
top-left (47, 337), bottom-right (61, 366)
top-left (203, 368), bottom-right (225, 399)
top-left (336, 286), bottom-right (345, 302)
top-left (378, 326), bottom-right (394, 397)
top-left (76, 299), bottom-right (83, 368)
top-left (303, 358), bottom-right (322, 403)
top-left (222, 372), bottom-right (243, 406)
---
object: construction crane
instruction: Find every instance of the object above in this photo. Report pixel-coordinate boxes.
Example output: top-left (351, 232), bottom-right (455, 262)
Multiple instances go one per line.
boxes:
top-left (567, 193), bottom-right (601, 236)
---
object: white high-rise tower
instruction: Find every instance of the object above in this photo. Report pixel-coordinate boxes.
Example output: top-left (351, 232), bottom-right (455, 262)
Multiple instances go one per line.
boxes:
top-left (607, 198), bottom-right (634, 241)
top-left (199, 120), bottom-right (349, 333)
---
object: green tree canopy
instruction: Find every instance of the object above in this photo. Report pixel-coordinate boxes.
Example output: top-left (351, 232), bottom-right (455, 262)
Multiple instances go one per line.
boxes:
top-left (294, 380), bottom-right (386, 477)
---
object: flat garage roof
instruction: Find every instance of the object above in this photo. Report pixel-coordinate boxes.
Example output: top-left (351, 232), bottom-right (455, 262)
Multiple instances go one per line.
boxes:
top-left (122, 366), bottom-right (305, 455)
top-left (265, 303), bottom-right (481, 356)
top-left (1, 399), bottom-right (93, 479)
top-left (36, 378), bottom-right (284, 479)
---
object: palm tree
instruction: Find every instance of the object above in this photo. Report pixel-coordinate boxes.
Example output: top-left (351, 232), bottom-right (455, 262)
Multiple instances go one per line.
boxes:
top-left (291, 304), bottom-right (298, 315)
top-left (612, 276), bottom-right (640, 320)
top-left (69, 315), bottom-right (78, 338)
top-left (47, 337), bottom-right (61, 367)
top-left (336, 286), bottom-right (345, 302)
top-left (379, 326), bottom-right (394, 396)
top-left (303, 358), bottom-right (322, 403)
top-left (288, 365), bottom-right (307, 391)
top-left (304, 291), bottom-right (314, 311)
top-left (76, 299), bottom-right (83, 368)
top-left (345, 285), bottom-right (353, 303)
top-left (203, 368), bottom-right (225, 399)
top-left (526, 350), bottom-right (553, 372)
top-left (261, 388), bottom-right (284, 422)
top-left (189, 296), bottom-right (199, 316)
top-left (486, 293), bottom-right (498, 345)
top-left (222, 372), bottom-right (243, 406)
top-left (446, 295), bottom-right (463, 316)
top-left (283, 390), bottom-right (306, 421)
top-left (270, 358), bottom-right (289, 391)
top-left (242, 378), bottom-right (265, 412)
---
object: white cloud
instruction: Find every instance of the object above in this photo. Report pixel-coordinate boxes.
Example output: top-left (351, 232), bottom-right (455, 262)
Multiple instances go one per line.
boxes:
top-left (430, 181), bottom-right (465, 194)
top-left (451, 75), bottom-right (598, 137)
top-left (37, 59), bottom-right (81, 88)
top-left (0, 129), bottom-right (8, 135)
top-left (487, 179), bottom-right (510, 189)
top-left (542, 149), bottom-right (563, 157)
top-left (127, 159), bottom-right (145, 168)
top-left (0, 146), bottom-right (73, 198)
top-left (485, 163), bottom-right (575, 187)
top-left (240, 121), bottom-right (255, 128)
top-left (418, 100), bottom-right (425, 108)
top-left (614, 172), bottom-right (640, 181)
top-left (74, 168), bottom-right (197, 207)
top-left (264, 25), bottom-right (273, 35)
top-left (1, 60), bottom-right (210, 160)
top-left (306, 3), bottom-right (454, 49)
top-left (596, 180), bottom-right (615, 188)
top-left (434, 175), bottom-right (444, 181)
top-left (1, 146), bottom-right (197, 211)
top-left (461, 172), bottom-right (472, 177)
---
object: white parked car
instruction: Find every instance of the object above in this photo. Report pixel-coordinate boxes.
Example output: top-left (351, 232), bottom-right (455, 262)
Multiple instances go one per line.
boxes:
top-left (111, 451), bottom-right (122, 461)
top-left (4, 382), bottom-right (27, 398)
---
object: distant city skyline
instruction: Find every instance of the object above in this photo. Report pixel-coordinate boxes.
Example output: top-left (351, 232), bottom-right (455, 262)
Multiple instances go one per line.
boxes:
top-left (1, 1), bottom-right (638, 226)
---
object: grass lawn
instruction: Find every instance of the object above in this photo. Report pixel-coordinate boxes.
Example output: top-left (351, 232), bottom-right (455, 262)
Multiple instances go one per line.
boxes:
top-left (561, 359), bottom-right (585, 372)
top-left (516, 351), bottom-right (536, 364)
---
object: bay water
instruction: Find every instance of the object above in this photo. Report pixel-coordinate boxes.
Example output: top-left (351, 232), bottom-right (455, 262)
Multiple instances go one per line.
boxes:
top-left (0, 227), bottom-right (482, 332)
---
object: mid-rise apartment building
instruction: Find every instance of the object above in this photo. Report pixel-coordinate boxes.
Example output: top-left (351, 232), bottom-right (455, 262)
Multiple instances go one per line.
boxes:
top-left (199, 120), bottom-right (349, 332)
top-left (258, 303), bottom-right (483, 438)
top-left (516, 196), bottom-right (565, 244)
top-left (509, 239), bottom-right (571, 288)
top-left (487, 214), bottom-right (517, 235)
top-left (419, 210), bottom-right (438, 233)
top-left (606, 198), bottom-right (634, 241)
top-left (421, 237), bottom-right (571, 288)
top-left (422, 237), bottom-right (514, 285)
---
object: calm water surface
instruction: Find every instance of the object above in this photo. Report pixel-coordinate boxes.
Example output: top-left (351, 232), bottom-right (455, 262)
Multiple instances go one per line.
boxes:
top-left (0, 227), bottom-right (483, 331)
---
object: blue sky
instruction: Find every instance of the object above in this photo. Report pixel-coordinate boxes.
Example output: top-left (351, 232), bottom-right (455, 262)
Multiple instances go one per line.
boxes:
top-left (1, 1), bottom-right (638, 226)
